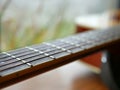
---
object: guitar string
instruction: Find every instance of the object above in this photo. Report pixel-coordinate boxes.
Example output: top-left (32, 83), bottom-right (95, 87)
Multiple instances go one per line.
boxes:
top-left (0, 29), bottom-right (119, 71)
top-left (0, 42), bottom-right (72, 66)
top-left (0, 41), bottom-right (64, 59)
top-left (0, 42), bottom-right (67, 62)
top-left (0, 45), bottom-right (75, 71)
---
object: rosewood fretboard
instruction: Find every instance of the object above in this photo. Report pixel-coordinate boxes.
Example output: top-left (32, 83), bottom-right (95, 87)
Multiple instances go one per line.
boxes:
top-left (0, 26), bottom-right (120, 88)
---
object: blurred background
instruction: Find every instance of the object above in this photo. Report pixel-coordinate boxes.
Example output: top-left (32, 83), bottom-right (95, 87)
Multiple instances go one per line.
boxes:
top-left (0, 0), bottom-right (119, 52)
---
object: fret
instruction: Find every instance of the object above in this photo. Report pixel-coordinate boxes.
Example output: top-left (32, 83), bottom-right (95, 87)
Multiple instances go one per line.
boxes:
top-left (0, 43), bottom-right (71, 67)
top-left (0, 50), bottom-right (36, 62)
top-left (30, 48), bottom-right (72, 66)
top-left (47, 41), bottom-right (84, 54)
top-left (31, 43), bottom-right (53, 50)
top-left (0, 42), bottom-right (57, 60)
top-left (26, 47), bottom-right (55, 59)
top-left (30, 57), bottom-right (53, 66)
top-left (2, 52), bottom-right (32, 67)
top-left (30, 41), bottom-right (62, 49)
top-left (43, 42), bottom-right (72, 54)
top-left (67, 37), bottom-right (91, 45)
top-left (46, 51), bottom-right (71, 59)
top-left (31, 41), bottom-right (64, 49)
top-left (67, 37), bottom-right (96, 49)
top-left (0, 49), bottom-right (69, 74)
top-left (35, 43), bottom-right (60, 52)
top-left (17, 47), bottom-right (70, 66)
top-left (57, 39), bottom-right (88, 53)
top-left (0, 47), bottom-right (59, 68)
top-left (64, 38), bottom-right (88, 47)
top-left (0, 52), bottom-right (39, 67)
top-left (74, 34), bottom-right (106, 46)
top-left (59, 39), bottom-right (80, 47)
top-left (70, 36), bottom-right (86, 42)
top-left (34, 41), bottom-right (66, 50)
top-left (65, 30), bottom-right (119, 50)
top-left (24, 45), bottom-right (73, 62)
top-left (0, 42), bottom-right (63, 65)
top-left (59, 37), bottom-right (98, 52)
top-left (30, 51), bottom-right (70, 66)
top-left (73, 37), bottom-right (100, 47)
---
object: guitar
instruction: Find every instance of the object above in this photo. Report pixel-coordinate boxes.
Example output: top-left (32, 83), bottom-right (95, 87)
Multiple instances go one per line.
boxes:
top-left (0, 25), bottom-right (120, 89)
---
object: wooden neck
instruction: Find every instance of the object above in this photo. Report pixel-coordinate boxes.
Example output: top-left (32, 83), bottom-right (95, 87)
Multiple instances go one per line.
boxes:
top-left (0, 26), bottom-right (120, 89)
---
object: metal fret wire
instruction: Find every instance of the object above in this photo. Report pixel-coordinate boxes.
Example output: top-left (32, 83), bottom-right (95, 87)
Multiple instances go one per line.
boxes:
top-left (0, 28), bottom-right (120, 71)
top-left (0, 42), bottom-right (61, 59)
top-left (0, 43), bottom-right (72, 67)
top-left (0, 42), bottom-right (73, 63)
top-left (25, 47), bottom-right (55, 59)
top-left (0, 50), bottom-right (37, 62)
top-left (0, 42), bottom-right (67, 62)
top-left (2, 52), bottom-right (32, 67)
top-left (0, 40), bottom-right (74, 61)
top-left (0, 42), bottom-right (81, 70)
top-left (2, 48), bottom-right (69, 70)
top-left (59, 39), bottom-right (80, 47)
top-left (43, 42), bottom-right (72, 53)
top-left (0, 40), bottom-right (68, 60)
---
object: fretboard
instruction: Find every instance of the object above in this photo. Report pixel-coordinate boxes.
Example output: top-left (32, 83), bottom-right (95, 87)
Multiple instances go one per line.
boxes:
top-left (0, 26), bottom-right (120, 88)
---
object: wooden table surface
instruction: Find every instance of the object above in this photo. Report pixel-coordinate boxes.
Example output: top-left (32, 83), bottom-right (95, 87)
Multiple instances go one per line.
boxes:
top-left (3, 61), bottom-right (109, 90)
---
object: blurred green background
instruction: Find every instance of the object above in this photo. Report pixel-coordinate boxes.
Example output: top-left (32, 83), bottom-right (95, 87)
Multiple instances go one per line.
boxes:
top-left (0, 0), bottom-right (118, 52)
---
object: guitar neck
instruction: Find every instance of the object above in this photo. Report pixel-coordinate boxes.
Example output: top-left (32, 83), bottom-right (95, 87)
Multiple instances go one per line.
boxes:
top-left (0, 26), bottom-right (120, 88)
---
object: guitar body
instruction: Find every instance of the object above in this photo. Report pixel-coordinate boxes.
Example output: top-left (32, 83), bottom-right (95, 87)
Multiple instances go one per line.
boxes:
top-left (76, 24), bottom-right (120, 89)
top-left (101, 43), bottom-right (120, 90)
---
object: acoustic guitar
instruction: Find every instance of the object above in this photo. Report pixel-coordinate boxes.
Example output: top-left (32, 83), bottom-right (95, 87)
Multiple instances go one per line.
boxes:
top-left (0, 25), bottom-right (120, 89)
